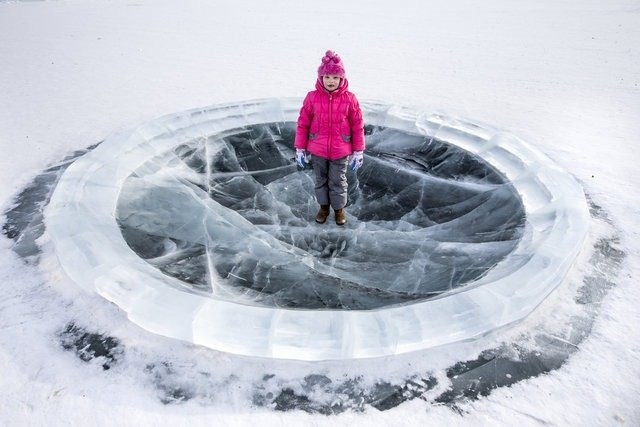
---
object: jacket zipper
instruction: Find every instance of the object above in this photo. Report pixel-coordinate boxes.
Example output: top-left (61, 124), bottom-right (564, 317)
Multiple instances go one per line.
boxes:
top-left (328, 94), bottom-right (333, 159)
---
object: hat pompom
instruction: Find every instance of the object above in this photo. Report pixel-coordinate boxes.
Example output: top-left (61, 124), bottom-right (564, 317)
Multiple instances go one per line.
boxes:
top-left (317, 49), bottom-right (346, 78)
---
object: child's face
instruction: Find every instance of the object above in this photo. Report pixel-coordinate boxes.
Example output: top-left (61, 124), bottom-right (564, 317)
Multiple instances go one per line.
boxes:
top-left (322, 75), bottom-right (341, 92)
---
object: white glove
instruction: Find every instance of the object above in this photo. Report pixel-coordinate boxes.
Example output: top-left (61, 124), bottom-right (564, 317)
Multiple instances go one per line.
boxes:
top-left (296, 148), bottom-right (310, 169)
top-left (349, 151), bottom-right (364, 171)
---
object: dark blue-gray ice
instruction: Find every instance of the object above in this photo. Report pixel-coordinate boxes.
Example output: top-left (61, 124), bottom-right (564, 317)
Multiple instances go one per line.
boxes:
top-left (117, 123), bottom-right (525, 309)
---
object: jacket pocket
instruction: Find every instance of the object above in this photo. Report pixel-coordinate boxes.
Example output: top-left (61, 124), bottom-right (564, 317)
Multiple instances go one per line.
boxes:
top-left (308, 132), bottom-right (317, 141)
top-left (310, 117), bottom-right (320, 136)
top-left (340, 118), bottom-right (351, 143)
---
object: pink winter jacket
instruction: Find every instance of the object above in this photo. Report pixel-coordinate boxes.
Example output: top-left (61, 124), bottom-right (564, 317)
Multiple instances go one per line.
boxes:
top-left (295, 78), bottom-right (365, 160)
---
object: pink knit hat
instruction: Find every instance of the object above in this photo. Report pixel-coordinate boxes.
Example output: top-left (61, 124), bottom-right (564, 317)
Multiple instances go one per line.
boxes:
top-left (317, 50), bottom-right (346, 78)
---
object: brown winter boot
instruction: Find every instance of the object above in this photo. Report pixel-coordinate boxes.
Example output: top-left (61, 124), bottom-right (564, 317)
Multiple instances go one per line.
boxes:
top-left (315, 205), bottom-right (330, 224)
top-left (334, 208), bottom-right (347, 226)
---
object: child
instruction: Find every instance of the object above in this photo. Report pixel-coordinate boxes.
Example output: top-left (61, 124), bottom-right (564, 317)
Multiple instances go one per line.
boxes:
top-left (295, 50), bottom-right (365, 226)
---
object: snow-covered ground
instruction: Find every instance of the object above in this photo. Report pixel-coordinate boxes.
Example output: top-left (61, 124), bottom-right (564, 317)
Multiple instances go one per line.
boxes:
top-left (1, 0), bottom-right (639, 425)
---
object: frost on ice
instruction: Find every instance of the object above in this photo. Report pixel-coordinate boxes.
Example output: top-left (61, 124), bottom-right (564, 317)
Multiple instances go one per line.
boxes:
top-left (43, 99), bottom-right (589, 360)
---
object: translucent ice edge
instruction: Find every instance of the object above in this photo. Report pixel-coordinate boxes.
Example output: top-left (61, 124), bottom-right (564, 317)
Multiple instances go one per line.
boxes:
top-left (44, 98), bottom-right (589, 360)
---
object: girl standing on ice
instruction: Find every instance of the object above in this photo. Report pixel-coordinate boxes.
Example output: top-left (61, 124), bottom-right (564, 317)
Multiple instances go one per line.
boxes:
top-left (295, 50), bottom-right (365, 226)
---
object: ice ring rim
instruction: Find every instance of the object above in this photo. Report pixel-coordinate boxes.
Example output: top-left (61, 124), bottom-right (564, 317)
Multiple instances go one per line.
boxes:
top-left (44, 98), bottom-right (590, 360)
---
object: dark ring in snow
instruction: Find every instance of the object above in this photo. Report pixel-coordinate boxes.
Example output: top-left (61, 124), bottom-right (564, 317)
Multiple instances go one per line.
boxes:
top-left (44, 98), bottom-right (589, 360)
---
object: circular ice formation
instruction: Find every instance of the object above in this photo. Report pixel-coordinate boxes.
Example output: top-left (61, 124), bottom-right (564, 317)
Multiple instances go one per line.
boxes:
top-left (45, 99), bottom-right (589, 360)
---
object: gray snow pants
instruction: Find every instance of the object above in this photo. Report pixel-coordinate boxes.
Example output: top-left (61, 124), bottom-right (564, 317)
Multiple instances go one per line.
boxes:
top-left (311, 156), bottom-right (349, 210)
